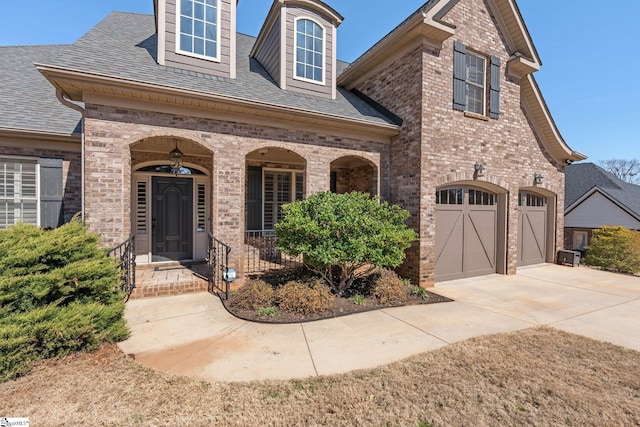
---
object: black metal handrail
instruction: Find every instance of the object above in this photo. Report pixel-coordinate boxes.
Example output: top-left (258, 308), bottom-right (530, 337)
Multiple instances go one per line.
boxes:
top-left (108, 234), bottom-right (136, 301)
top-left (245, 230), bottom-right (303, 274)
top-left (207, 232), bottom-right (232, 300)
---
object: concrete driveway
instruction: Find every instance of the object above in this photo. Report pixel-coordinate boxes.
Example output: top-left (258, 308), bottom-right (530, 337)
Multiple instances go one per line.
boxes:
top-left (118, 264), bottom-right (640, 382)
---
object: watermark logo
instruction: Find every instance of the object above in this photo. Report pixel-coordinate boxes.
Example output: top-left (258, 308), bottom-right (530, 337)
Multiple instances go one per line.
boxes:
top-left (0, 418), bottom-right (29, 427)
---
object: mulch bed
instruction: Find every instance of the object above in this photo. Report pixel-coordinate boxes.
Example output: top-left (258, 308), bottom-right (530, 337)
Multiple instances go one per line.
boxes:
top-left (219, 290), bottom-right (452, 324)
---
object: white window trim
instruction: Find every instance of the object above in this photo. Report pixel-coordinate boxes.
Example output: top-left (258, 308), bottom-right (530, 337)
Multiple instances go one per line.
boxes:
top-left (262, 168), bottom-right (304, 231)
top-left (465, 50), bottom-right (487, 116)
top-left (175, 0), bottom-right (222, 63)
top-left (0, 156), bottom-right (40, 228)
top-left (293, 16), bottom-right (326, 86)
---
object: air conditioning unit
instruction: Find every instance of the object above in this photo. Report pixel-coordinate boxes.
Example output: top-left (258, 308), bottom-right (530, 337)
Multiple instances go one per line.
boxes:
top-left (557, 250), bottom-right (581, 267)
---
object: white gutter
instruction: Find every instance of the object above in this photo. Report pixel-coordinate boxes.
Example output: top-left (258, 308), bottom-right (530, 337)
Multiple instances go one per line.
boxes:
top-left (56, 89), bottom-right (86, 221)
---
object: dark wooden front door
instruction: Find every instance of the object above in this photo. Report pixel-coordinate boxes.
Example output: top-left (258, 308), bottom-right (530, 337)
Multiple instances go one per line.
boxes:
top-left (152, 176), bottom-right (193, 261)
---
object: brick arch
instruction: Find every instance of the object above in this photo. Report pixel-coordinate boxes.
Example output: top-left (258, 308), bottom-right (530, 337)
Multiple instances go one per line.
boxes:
top-left (124, 131), bottom-right (211, 152)
top-left (330, 155), bottom-right (379, 196)
top-left (244, 144), bottom-right (308, 165)
top-left (436, 172), bottom-right (510, 194)
top-left (129, 135), bottom-right (214, 177)
top-left (327, 152), bottom-right (379, 169)
top-left (517, 180), bottom-right (559, 198)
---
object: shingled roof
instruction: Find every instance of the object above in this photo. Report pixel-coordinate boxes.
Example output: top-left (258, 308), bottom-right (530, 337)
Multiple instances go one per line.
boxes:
top-left (565, 163), bottom-right (640, 218)
top-left (35, 12), bottom-right (399, 128)
top-left (0, 44), bottom-right (82, 136)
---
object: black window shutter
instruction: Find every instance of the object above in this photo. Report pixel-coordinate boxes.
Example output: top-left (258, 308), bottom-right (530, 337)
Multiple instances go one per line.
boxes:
top-left (489, 55), bottom-right (501, 119)
top-left (453, 41), bottom-right (467, 111)
top-left (247, 166), bottom-right (263, 231)
top-left (38, 158), bottom-right (64, 229)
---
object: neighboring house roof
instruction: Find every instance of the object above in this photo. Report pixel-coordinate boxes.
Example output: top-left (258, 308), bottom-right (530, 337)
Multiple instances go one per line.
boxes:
top-left (565, 163), bottom-right (640, 221)
top-left (0, 45), bottom-right (82, 137)
top-left (35, 12), bottom-right (399, 129)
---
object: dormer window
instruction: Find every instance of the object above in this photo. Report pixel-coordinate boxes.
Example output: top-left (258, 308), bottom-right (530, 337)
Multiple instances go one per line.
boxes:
top-left (294, 18), bottom-right (324, 84)
top-left (177, 0), bottom-right (220, 61)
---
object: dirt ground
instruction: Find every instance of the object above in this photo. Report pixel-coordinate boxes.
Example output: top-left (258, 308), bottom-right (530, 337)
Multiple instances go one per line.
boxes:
top-left (1, 326), bottom-right (639, 426)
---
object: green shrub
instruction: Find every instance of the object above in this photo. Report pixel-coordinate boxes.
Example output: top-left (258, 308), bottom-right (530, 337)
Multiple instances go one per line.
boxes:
top-left (0, 220), bottom-right (128, 381)
top-left (257, 306), bottom-right (279, 318)
top-left (228, 278), bottom-right (275, 310)
top-left (276, 191), bottom-right (418, 296)
top-left (583, 226), bottom-right (640, 274)
top-left (349, 294), bottom-right (367, 305)
top-left (373, 269), bottom-right (409, 304)
top-left (276, 280), bottom-right (334, 315)
top-left (410, 285), bottom-right (430, 301)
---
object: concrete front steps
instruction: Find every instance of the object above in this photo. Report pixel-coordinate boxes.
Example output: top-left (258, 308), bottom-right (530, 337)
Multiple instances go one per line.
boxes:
top-left (131, 262), bottom-right (209, 299)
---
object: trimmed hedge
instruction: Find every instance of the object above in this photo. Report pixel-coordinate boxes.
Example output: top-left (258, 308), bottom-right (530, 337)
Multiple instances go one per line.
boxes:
top-left (583, 226), bottom-right (640, 274)
top-left (0, 220), bottom-right (129, 382)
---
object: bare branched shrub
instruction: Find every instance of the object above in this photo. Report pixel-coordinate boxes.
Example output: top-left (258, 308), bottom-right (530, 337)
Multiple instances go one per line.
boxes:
top-left (276, 280), bottom-right (334, 315)
top-left (372, 269), bottom-right (409, 304)
top-left (228, 278), bottom-right (275, 310)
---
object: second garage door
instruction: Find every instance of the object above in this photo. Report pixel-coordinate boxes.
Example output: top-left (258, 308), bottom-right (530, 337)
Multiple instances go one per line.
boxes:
top-left (435, 187), bottom-right (498, 281)
top-left (517, 192), bottom-right (548, 266)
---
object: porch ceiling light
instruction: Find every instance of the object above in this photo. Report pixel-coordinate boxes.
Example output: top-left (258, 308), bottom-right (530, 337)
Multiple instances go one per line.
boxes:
top-left (474, 162), bottom-right (485, 177)
top-left (170, 139), bottom-right (184, 173)
top-left (534, 173), bottom-right (544, 185)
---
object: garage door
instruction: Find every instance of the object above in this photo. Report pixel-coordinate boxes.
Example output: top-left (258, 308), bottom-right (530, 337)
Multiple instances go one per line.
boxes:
top-left (436, 187), bottom-right (497, 281)
top-left (517, 192), bottom-right (547, 266)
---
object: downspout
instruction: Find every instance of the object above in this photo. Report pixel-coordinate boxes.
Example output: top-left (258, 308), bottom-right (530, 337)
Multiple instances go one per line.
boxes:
top-left (56, 89), bottom-right (86, 220)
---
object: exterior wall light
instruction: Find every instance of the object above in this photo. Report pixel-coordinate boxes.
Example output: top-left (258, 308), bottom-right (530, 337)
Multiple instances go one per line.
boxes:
top-left (534, 173), bottom-right (544, 185)
top-left (170, 139), bottom-right (184, 173)
top-left (474, 162), bottom-right (485, 177)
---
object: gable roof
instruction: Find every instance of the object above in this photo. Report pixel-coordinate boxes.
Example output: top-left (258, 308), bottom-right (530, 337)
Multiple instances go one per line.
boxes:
top-left (34, 12), bottom-right (399, 133)
top-left (565, 163), bottom-right (640, 219)
top-left (0, 45), bottom-right (82, 137)
top-left (337, 0), bottom-right (586, 164)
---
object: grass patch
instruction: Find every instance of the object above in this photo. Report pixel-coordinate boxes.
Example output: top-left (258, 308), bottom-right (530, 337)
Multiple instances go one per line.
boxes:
top-left (1, 327), bottom-right (639, 425)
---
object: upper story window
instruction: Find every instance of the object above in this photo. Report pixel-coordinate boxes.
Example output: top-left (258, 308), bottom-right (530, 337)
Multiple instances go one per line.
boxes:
top-left (295, 18), bottom-right (324, 84)
top-left (453, 41), bottom-right (501, 119)
top-left (177, 0), bottom-right (220, 61)
top-left (464, 52), bottom-right (486, 115)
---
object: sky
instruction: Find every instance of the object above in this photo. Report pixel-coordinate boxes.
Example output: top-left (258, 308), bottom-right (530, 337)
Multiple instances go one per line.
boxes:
top-left (0, 0), bottom-right (638, 163)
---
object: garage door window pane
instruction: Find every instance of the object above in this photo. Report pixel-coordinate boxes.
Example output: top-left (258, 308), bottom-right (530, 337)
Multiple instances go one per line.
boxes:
top-left (436, 188), bottom-right (463, 205)
top-left (469, 189), bottom-right (495, 206)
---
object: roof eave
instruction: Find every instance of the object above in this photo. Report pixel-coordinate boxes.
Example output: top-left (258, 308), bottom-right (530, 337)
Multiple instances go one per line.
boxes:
top-left (338, 12), bottom-right (454, 89)
top-left (36, 64), bottom-right (399, 140)
top-left (0, 126), bottom-right (81, 143)
top-left (521, 74), bottom-right (587, 163)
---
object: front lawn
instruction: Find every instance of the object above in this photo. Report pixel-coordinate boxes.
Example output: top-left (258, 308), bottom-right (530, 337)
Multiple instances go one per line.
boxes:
top-left (1, 327), bottom-right (639, 426)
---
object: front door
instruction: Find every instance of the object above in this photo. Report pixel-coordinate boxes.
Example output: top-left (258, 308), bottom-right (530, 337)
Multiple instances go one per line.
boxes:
top-left (152, 176), bottom-right (193, 261)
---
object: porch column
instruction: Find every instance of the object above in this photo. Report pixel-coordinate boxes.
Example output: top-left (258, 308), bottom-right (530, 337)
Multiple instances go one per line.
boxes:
top-left (306, 157), bottom-right (330, 195)
top-left (83, 113), bottom-right (131, 247)
top-left (211, 150), bottom-right (244, 279)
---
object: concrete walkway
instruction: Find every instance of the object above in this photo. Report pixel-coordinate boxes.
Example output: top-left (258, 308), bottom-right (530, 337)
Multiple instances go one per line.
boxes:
top-left (118, 264), bottom-right (640, 382)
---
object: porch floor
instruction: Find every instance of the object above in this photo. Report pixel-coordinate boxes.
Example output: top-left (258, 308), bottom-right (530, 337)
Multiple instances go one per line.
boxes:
top-left (131, 262), bottom-right (209, 299)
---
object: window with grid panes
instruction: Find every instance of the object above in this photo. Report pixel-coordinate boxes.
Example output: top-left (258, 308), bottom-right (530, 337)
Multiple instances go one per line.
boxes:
top-left (295, 18), bottom-right (324, 83)
top-left (0, 158), bottom-right (37, 228)
top-left (178, 0), bottom-right (220, 60)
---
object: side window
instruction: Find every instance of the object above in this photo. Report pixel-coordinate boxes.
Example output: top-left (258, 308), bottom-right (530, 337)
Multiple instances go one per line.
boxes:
top-left (294, 18), bottom-right (324, 84)
top-left (573, 231), bottom-right (589, 251)
top-left (177, 0), bottom-right (220, 61)
top-left (0, 158), bottom-right (38, 229)
top-left (453, 41), bottom-right (500, 119)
